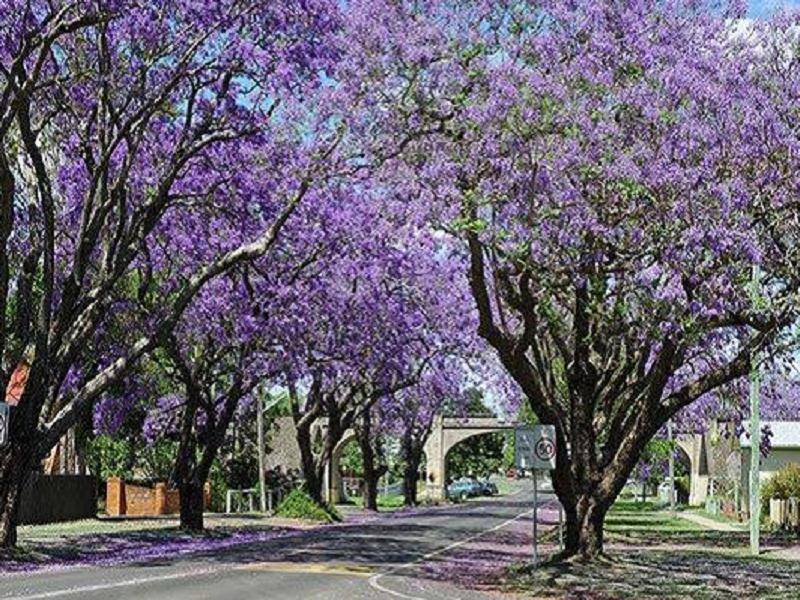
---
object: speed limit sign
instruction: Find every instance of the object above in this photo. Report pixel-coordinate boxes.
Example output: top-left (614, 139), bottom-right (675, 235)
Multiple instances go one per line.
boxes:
top-left (531, 424), bottom-right (556, 470)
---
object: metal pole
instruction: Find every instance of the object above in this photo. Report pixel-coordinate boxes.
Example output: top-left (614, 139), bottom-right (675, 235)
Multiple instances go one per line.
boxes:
top-left (257, 390), bottom-right (267, 513)
top-left (749, 264), bottom-right (762, 556)
top-left (532, 470), bottom-right (538, 566)
top-left (668, 419), bottom-right (675, 516)
top-left (558, 502), bottom-right (563, 552)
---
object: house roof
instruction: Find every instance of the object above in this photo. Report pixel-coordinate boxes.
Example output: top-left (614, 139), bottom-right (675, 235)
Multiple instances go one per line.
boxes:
top-left (740, 421), bottom-right (800, 449)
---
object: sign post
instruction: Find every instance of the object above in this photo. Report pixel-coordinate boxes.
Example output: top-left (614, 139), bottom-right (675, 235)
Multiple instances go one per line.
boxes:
top-left (532, 470), bottom-right (538, 564)
top-left (517, 425), bottom-right (557, 565)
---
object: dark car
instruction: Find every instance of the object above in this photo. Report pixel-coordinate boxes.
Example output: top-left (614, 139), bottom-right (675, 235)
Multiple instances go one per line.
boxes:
top-left (478, 479), bottom-right (498, 495)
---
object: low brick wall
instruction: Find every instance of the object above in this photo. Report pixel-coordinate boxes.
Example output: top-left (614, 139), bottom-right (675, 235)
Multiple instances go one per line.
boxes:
top-left (124, 483), bottom-right (157, 517)
top-left (19, 474), bottom-right (97, 525)
top-left (106, 478), bottom-right (210, 517)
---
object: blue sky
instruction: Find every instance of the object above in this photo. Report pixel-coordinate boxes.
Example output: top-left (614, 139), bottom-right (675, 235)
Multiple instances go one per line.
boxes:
top-left (749, 0), bottom-right (800, 17)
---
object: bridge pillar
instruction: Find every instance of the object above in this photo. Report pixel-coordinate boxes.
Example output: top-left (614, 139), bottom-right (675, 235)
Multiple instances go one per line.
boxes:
top-left (676, 433), bottom-right (708, 506)
top-left (424, 415), bottom-right (446, 502)
top-left (324, 430), bottom-right (353, 505)
top-left (327, 465), bottom-right (344, 504)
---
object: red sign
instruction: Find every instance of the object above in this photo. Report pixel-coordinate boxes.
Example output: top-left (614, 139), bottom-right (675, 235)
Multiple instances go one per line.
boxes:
top-left (4, 363), bottom-right (29, 406)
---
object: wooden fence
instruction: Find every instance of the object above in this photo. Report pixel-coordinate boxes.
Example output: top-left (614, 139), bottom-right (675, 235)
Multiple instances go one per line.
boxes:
top-left (768, 497), bottom-right (800, 529)
top-left (18, 474), bottom-right (97, 525)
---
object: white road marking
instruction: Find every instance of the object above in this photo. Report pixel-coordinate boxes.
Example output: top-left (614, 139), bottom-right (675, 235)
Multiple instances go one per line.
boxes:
top-left (3, 538), bottom-right (327, 600)
top-left (368, 490), bottom-right (535, 600)
top-left (4, 567), bottom-right (222, 600)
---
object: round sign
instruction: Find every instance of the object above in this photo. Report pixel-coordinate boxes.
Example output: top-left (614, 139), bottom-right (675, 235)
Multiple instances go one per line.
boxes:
top-left (534, 437), bottom-right (556, 462)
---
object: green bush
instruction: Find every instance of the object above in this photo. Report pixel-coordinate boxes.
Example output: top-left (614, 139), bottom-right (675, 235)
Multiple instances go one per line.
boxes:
top-left (275, 489), bottom-right (341, 523)
top-left (209, 460), bottom-right (229, 513)
top-left (675, 475), bottom-right (690, 504)
top-left (761, 463), bottom-right (800, 516)
top-left (86, 435), bottom-right (134, 480)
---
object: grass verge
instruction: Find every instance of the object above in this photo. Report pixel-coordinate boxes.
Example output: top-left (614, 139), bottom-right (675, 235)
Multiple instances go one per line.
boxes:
top-left (501, 499), bottom-right (800, 598)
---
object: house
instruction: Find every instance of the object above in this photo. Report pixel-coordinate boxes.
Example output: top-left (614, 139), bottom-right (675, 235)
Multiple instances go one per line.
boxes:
top-left (740, 421), bottom-right (800, 515)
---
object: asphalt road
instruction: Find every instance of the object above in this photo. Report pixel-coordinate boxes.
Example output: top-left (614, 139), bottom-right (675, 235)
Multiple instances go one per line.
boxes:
top-left (0, 484), bottom-right (545, 600)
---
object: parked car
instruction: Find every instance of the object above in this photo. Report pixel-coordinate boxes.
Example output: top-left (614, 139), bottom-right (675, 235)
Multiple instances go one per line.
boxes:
top-left (447, 478), bottom-right (483, 500)
top-left (478, 479), bottom-right (498, 496)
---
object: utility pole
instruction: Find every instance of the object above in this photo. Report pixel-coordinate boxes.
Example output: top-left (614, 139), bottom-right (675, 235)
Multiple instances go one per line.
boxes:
top-left (668, 419), bottom-right (675, 516)
top-left (257, 390), bottom-right (267, 513)
top-left (749, 264), bottom-right (762, 556)
top-left (532, 470), bottom-right (539, 565)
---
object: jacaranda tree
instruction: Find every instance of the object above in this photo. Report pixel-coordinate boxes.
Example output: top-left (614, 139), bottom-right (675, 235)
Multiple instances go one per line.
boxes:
top-left (127, 178), bottom-right (357, 531)
top-left (281, 204), bottom-right (469, 506)
top-left (342, 0), bottom-right (800, 558)
top-left (0, 0), bottom-right (339, 546)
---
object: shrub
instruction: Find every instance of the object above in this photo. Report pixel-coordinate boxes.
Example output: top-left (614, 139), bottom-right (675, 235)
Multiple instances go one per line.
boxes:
top-left (209, 461), bottom-right (229, 513)
top-left (761, 463), bottom-right (800, 516)
top-left (675, 475), bottom-right (690, 505)
top-left (275, 489), bottom-right (341, 523)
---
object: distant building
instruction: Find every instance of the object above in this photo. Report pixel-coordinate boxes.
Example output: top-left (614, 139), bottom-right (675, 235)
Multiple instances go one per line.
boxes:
top-left (740, 421), bottom-right (800, 515)
top-left (263, 417), bottom-right (304, 471)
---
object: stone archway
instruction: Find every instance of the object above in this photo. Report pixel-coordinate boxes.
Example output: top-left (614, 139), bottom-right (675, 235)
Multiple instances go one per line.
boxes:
top-left (323, 429), bottom-right (356, 505)
top-left (423, 416), bottom-right (518, 501)
top-left (676, 433), bottom-right (708, 506)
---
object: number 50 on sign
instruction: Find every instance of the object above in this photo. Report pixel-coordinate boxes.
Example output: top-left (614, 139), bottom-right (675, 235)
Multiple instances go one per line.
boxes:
top-left (519, 424), bottom-right (556, 471)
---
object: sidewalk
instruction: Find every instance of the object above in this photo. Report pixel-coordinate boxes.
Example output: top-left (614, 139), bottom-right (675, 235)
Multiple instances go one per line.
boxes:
top-left (673, 510), bottom-right (746, 532)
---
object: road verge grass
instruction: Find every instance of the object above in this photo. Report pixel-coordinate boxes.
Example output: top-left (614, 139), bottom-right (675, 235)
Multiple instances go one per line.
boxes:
top-left (499, 499), bottom-right (800, 598)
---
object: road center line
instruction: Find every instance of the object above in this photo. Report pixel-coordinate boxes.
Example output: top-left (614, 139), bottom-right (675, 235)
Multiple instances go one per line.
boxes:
top-left (368, 492), bottom-right (536, 600)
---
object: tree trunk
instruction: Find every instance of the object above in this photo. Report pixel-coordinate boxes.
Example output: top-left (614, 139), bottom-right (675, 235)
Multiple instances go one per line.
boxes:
top-left (362, 468), bottom-right (378, 511)
top-left (173, 400), bottom-right (201, 531)
top-left (549, 438), bottom-right (622, 561)
top-left (0, 404), bottom-right (38, 549)
top-left (357, 413), bottom-right (379, 511)
top-left (561, 501), bottom-right (579, 556)
top-left (178, 447), bottom-right (219, 532)
top-left (576, 496), bottom-right (609, 559)
top-left (402, 436), bottom-right (422, 506)
top-left (175, 385), bottom-right (242, 533)
top-left (174, 446), bottom-right (204, 532)
top-left (0, 456), bottom-right (27, 548)
top-left (179, 479), bottom-right (205, 532)
top-left (558, 494), bottom-right (610, 560)
top-left (296, 423), bottom-right (323, 504)
top-left (402, 460), bottom-right (419, 506)
top-left (361, 455), bottom-right (380, 511)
